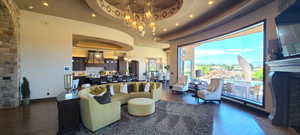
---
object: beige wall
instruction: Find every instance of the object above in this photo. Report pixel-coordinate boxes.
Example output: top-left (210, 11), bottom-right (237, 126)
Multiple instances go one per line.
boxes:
top-left (72, 48), bottom-right (122, 58)
top-left (169, 0), bottom-right (284, 113)
top-left (128, 46), bottom-right (167, 80)
top-left (72, 47), bottom-right (88, 57)
top-left (20, 10), bottom-right (134, 99)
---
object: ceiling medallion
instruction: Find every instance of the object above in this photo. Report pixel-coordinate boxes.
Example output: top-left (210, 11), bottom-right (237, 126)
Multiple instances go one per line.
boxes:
top-left (96, 0), bottom-right (183, 37)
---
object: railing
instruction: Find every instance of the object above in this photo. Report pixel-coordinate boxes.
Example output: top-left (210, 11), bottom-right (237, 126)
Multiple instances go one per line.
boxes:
top-left (222, 80), bottom-right (263, 105)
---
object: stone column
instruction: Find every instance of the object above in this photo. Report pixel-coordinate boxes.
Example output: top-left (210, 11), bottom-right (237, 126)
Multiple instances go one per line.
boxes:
top-left (0, 0), bottom-right (20, 108)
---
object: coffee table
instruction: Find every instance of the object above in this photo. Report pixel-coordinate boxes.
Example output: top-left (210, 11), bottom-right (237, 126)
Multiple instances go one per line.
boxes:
top-left (128, 98), bottom-right (155, 116)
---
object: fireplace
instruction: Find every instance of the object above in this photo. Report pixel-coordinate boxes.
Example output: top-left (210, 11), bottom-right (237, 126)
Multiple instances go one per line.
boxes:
top-left (267, 58), bottom-right (300, 132)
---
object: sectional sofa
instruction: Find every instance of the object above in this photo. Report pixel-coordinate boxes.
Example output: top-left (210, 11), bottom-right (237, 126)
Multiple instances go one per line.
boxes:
top-left (78, 81), bottom-right (162, 132)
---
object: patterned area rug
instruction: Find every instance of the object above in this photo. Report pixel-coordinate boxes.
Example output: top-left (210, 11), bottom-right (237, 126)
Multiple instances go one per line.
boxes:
top-left (79, 100), bottom-right (215, 135)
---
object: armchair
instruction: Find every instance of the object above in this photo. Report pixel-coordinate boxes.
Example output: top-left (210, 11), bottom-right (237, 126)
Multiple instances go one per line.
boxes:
top-left (171, 76), bottom-right (189, 92)
top-left (197, 78), bottom-right (224, 103)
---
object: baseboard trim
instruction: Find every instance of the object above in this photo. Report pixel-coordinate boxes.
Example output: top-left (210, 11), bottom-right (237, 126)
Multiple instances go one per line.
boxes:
top-left (30, 97), bottom-right (56, 103)
top-left (221, 97), bottom-right (270, 117)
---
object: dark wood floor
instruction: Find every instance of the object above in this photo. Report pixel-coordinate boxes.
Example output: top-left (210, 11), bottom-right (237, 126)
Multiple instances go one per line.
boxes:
top-left (0, 88), bottom-right (298, 135)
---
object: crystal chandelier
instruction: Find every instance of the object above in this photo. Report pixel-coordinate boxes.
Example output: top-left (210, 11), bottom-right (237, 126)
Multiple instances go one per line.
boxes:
top-left (123, 0), bottom-right (156, 37)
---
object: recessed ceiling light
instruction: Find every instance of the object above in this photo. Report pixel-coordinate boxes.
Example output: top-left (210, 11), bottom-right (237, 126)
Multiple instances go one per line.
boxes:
top-left (132, 21), bottom-right (137, 25)
top-left (163, 28), bottom-right (167, 32)
top-left (91, 13), bottom-right (96, 17)
top-left (189, 14), bottom-right (194, 18)
top-left (42, 2), bottom-right (49, 7)
top-left (175, 23), bottom-right (179, 26)
top-left (208, 1), bottom-right (214, 5)
top-left (28, 6), bottom-right (34, 9)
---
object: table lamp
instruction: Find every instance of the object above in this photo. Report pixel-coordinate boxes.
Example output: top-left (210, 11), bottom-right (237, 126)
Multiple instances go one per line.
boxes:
top-left (195, 70), bottom-right (203, 84)
top-left (64, 74), bottom-right (73, 93)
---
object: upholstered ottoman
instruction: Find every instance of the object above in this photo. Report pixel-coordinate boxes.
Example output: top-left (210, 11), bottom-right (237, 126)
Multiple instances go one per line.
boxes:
top-left (128, 98), bottom-right (155, 116)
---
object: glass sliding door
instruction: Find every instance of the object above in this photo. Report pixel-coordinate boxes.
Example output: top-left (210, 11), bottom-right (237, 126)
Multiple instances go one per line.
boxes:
top-left (178, 21), bottom-right (265, 106)
top-left (183, 60), bottom-right (192, 78)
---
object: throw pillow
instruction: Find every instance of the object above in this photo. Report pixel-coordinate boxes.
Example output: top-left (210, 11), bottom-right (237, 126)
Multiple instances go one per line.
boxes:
top-left (110, 85), bottom-right (115, 96)
top-left (89, 86), bottom-right (106, 98)
top-left (127, 84), bottom-right (135, 93)
top-left (139, 83), bottom-right (145, 92)
top-left (144, 83), bottom-right (150, 92)
top-left (156, 82), bottom-right (161, 89)
top-left (133, 83), bottom-right (139, 92)
top-left (150, 82), bottom-right (157, 92)
top-left (106, 85), bottom-right (115, 96)
top-left (120, 83), bottom-right (128, 94)
top-left (94, 91), bottom-right (111, 104)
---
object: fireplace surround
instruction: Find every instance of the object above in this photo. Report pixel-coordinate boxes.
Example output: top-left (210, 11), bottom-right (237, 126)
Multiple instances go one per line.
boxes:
top-left (267, 58), bottom-right (300, 132)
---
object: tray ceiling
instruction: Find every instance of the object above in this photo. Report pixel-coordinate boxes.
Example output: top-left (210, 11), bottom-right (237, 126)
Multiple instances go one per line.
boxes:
top-left (14, 0), bottom-right (272, 48)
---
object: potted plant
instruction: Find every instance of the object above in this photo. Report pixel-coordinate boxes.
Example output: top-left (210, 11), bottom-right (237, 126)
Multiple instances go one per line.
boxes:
top-left (21, 77), bottom-right (30, 105)
top-left (164, 65), bottom-right (170, 71)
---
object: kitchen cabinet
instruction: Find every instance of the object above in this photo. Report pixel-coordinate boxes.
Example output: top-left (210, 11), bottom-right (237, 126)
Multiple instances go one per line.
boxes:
top-left (118, 57), bottom-right (127, 74)
top-left (104, 59), bottom-right (118, 71)
top-left (73, 57), bottom-right (118, 71)
top-left (72, 57), bottom-right (86, 71)
top-left (129, 60), bottom-right (139, 77)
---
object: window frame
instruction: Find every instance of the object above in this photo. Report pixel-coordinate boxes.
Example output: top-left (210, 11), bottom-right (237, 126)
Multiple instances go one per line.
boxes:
top-left (177, 20), bottom-right (267, 108)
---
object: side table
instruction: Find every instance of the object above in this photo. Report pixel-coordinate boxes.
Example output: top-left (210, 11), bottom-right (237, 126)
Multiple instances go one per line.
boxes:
top-left (56, 91), bottom-right (81, 135)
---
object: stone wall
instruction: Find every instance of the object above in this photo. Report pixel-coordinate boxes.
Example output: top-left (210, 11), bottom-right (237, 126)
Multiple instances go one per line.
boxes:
top-left (278, 0), bottom-right (296, 12)
top-left (289, 76), bottom-right (300, 132)
top-left (0, 0), bottom-right (20, 108)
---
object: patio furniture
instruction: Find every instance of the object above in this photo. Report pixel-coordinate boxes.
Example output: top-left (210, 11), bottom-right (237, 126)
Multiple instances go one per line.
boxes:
top-left (197, 78), bottom-right (224, 103)
top-left (231, 81), bottom-right (252, 99)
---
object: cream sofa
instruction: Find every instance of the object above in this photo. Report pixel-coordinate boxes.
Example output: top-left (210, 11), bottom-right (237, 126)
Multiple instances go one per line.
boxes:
top-left (78, 82), bottom-right (162, 132)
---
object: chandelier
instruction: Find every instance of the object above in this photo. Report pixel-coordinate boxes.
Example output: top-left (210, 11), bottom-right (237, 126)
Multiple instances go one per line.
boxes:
top-left (123, 0), bottom-right (156, 37)
top-left (95, 0), bottom-right (183, 38)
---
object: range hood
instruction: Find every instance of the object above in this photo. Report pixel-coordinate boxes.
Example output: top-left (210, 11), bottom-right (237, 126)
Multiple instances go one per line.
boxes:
top-left (86, 50), bottom-right (105, 66)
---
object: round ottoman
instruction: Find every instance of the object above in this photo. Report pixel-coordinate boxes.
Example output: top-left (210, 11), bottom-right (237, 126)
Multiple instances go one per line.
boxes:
top-left (128, 98), bottom-right (155, 116)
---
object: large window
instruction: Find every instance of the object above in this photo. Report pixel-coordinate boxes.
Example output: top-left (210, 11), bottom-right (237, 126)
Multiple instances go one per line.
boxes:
top-left (147, 59), bottom-right (158, 72)
top-left (178, 21), bottom-right (265, 106)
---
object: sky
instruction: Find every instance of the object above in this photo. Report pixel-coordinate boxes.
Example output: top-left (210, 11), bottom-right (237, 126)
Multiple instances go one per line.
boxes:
top-left (194, 32), bottom-right (264, 67)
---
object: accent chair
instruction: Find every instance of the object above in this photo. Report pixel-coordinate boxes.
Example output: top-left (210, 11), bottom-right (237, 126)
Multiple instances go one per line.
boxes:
top-left (197, 78), bottom-right (224, 103)
top-left (171, 76), bottom-right (189, 92)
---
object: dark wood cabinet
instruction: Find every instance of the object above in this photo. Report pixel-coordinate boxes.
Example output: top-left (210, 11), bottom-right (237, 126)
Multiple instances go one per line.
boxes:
top-left (104, 59), bottom-right (118, 71)
top-left (118, 57), bottom-right (127, 74)
top-left (56, 92), bottom-right (81, 134)
top-left (129, 60), bottom-right (139, 77)
top-left (73, 57), bottom-right (86, 71)
top-left (73, 57), bottom-right (119, 71)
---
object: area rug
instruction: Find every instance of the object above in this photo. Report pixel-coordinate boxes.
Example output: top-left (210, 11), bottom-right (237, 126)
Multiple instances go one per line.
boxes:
top-left (79, 101), bottom-right (215, 135)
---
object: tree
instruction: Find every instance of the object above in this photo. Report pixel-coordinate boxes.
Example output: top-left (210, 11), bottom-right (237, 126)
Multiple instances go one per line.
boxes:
top-left (196, 65), bottom-right (212, 74)
top-left (252, 68), bottom-right (263, 80)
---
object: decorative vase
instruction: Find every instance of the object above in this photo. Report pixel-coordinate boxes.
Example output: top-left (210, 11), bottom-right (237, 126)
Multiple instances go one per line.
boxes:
top-left (64, 74), bottom-right (73, 93)
top-left (23, 98), bottom-right (30, 105)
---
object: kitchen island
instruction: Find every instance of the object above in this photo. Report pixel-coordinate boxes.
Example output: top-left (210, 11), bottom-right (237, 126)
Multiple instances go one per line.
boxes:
top-left (74, 74), bottom-right (139, 87)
